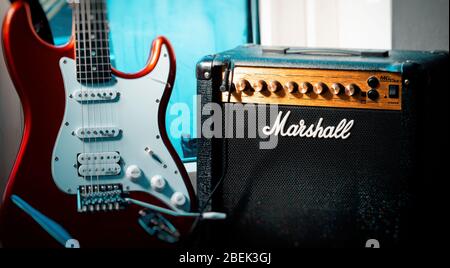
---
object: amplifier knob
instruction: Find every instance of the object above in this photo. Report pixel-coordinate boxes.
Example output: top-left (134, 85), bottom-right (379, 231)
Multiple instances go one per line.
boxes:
top-left (300, 82), bottom-right (312, 94)
top-left (313, 82), bottom-right (328, 95)
top-left (368, 89), bottom-right (380, 100)
top-left (345, 84), bottom-right (360, 96)
top-left (368, 76), bottom-right (380, 88)
top-left (285, 81), bottom-right (298, 93)
top-left (253, 80), bottom-right (267, 92)
top-left (236, 79), bottom-right (251, 93)
top-left (331, 83), bottom-right (344, 95)
top-left (268, 81), bottom-right (282, 93)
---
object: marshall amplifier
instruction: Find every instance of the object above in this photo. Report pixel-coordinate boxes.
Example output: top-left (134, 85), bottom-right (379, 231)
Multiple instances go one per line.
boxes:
top-left (196, 45), bottom-right (449, 248)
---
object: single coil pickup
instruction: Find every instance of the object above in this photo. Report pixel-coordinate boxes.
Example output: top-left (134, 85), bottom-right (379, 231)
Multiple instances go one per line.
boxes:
top-left (75, 127), bottom-right (121, 139)
top-left (77, 184), bottom-right (127, 213)
top-left (78, 163), bottom-right (121, 177)
top-left (72, 89), bottom-right (118, 102)
top-left (77, 152), bottom-right (121, 165)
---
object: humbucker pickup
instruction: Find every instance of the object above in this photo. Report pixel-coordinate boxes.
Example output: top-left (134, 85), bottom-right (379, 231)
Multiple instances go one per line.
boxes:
top-left (75, 127), bottom-right (121, 139)
top-left (72, 89), bottom-right (119, 102)
top-left (77, 184), bottom-right (127, 212)
top-left (78, 163), bottom-right (121, 177)
top-left (77, 152), bottom-right (121, 165)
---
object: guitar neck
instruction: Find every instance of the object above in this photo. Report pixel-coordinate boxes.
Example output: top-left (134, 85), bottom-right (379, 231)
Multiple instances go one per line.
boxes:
top-left (73, 0), bottom-right (112, 84)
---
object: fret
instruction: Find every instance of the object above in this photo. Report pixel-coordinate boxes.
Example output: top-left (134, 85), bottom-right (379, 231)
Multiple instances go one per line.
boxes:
top-left (74, 0), bottom-right (112, 85)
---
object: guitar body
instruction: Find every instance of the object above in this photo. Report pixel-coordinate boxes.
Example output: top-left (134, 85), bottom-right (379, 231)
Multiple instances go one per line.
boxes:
top-left (0, 1), bottom-right (195, 248)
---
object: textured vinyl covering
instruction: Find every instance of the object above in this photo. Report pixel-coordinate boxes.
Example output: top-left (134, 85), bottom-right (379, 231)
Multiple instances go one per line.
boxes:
top-left (207, 44), bottom-right (448, 73)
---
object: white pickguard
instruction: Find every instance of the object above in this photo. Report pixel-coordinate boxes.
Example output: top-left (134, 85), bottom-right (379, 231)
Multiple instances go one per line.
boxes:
top-left (52, 45), bottom-right (190, 211)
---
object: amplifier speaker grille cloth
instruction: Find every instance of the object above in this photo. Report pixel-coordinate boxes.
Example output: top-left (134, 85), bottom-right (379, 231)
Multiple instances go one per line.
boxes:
top-left (211, 104), bottom-right (411, 248)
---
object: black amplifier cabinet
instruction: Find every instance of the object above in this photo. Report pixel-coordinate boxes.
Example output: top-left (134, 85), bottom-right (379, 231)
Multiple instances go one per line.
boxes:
top-left (196, 45), bottom-right (449, 248)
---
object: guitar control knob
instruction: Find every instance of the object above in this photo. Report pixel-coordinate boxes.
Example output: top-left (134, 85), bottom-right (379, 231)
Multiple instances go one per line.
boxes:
top-left (126, 165), bottom-right (141, 181)
top-left (368, 89), bottom-right (380, 100)
top-left (285, 81), bottom-right (298, 93)
top-left (150, 175), bottom-right (166, 191)
top-left (171, 192), bottom-right (186, 207)
top-left (313, 82), bottom-right (328, 95)
top-left (300, 82), bottom-right (312, 94)
top-left (253, 80), bottom-right (267, 92)
top-left (236, 79), bottom-right (251, 94)
top-left (331, 83), bottom-right (344, 95)
top-left (345, 84), bottom-right (360, 96)
top-left (268, 80), bottom-right (282, 93)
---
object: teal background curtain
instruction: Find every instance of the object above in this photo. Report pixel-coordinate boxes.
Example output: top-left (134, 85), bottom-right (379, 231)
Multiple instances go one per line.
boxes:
top-left (47, 0), bottom-right (256, 162)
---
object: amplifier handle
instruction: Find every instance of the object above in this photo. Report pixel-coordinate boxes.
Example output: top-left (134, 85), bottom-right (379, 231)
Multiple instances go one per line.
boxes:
top-left (263, 47), bottom-right (389, 58)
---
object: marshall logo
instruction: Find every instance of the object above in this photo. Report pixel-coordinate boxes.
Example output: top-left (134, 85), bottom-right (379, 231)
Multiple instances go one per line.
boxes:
top-left (262, 111), bottom-right (354, 139)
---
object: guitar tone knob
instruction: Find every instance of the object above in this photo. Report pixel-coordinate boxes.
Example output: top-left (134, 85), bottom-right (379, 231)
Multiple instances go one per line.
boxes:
top-left (150, 175), bottom-right (166, 191)
top-left (126, 165), bottom-right (141, 181)
top-left (253, 80), bottom-right (267, 92)
top-left (345, 84), bottom-right (360, 96)
top-left (313, 82), bottom-right (328, 95)
top-left (285, 81), bottom-right (298, 93)
top-left (171, 192), bottom-right (186, 207)
top-left (331, 83), bottom-right (344, 95)
top-left (300, 82), bottom-right (312, 94)
top-left (268, 80), bottom-right (282, 93)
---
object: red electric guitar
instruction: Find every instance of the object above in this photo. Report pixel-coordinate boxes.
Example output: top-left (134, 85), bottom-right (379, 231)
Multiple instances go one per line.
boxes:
top-left (0, 0), bottom-right (199, 247)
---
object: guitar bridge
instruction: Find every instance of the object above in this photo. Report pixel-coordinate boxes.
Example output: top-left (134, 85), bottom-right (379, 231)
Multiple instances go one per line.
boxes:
top-left (77, 184), bottom-right (128, 213)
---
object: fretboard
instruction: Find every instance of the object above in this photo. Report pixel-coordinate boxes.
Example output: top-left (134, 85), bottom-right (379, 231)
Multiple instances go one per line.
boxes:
top-left (74, 0), bottom-right (112, 84)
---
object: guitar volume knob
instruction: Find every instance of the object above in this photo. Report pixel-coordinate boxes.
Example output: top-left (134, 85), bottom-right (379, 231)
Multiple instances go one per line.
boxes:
top-left (126, 165), bottom-right (141, 181)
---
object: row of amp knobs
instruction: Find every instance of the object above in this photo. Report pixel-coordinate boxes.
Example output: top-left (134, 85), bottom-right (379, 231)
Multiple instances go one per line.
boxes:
top-left (235, 79), bottom-right (361, 97)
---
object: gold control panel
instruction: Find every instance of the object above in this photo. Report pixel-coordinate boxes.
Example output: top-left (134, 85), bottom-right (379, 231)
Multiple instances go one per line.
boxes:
top-left (221, 67), bottom-right (403, 111)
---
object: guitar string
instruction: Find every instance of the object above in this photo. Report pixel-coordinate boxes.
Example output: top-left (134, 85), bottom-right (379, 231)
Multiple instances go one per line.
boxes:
top-left (83, 0), bottom-right (94, 197)
top-left (74, 2), bottom-right (88, 201)
top-left (96, 0), bottom-right (106, 198)
top-left (100, 0), bottom-right (113, 197)
top-left (90, 0), bottom-right (101, 197)
top-left (95, 0), bottom-right (110, 200)
top-left (100, 0), bottom-right (117, 196)
top-left (82, 0), bottom-right (93, 197)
